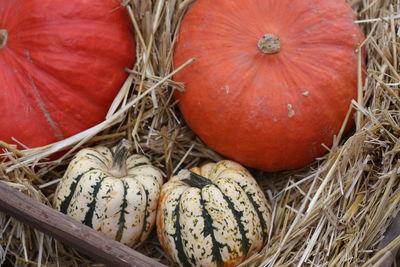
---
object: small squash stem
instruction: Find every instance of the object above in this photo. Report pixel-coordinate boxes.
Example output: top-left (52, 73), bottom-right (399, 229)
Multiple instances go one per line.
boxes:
top-left (258, 34), bottom-right (281, 54)
top-left (178, 169), bottom-right (212, 189)
top-left (0, 29), bottom-right (8, 49)
top-left (108, 139), bottom-right (131, 178)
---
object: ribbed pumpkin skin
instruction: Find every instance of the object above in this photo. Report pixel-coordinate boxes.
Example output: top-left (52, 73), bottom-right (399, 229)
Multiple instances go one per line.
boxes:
top-left (157, 160), bottom-right (271, 267)
top-left (54, 144), bottom-right (163, 248)
top-left (174, 0), bottom-right (365, 171)
top-left (0, 0), bottom-right (135, 149)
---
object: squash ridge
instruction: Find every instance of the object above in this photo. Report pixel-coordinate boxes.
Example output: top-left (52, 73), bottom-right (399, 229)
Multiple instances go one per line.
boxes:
top-left (115, 180), bottom-right (129, 242)
top-left (82, 175), bottom-right (107, 228)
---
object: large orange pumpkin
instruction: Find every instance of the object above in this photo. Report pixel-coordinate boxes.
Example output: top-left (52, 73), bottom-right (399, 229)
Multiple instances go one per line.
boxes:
top-left (174, 0), bottom-right (365, 171)
top-left (0, 0), bottom-right (135, 149)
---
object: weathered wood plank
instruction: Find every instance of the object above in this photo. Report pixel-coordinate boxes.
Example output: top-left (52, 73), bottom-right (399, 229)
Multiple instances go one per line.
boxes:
top-left (0, 181), bottom-right (166, 267)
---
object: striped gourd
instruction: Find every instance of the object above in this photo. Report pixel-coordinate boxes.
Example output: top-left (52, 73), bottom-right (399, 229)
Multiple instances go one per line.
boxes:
top-left (157, 160), bottom-right (271, 267)
top-left (54, 139), bottom-right (163, 248)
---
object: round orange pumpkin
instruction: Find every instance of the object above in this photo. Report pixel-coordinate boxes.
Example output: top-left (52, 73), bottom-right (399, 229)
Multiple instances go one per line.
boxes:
top-left (173, 0), bottom-right (365, 171)
top-left (0, 0), bottom-right (135, 149)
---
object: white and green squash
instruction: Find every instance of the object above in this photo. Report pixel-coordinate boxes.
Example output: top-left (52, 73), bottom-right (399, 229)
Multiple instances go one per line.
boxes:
top-left (54, 139), bottom-right (163, 248)
top-left (157, 160), bottom-right (271, 267)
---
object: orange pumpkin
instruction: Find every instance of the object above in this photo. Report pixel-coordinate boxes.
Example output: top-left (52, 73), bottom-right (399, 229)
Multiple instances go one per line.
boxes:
top-left (173, 0), bottom-right (365, 171)
top-left (0, 0), bottom-right (135, 149)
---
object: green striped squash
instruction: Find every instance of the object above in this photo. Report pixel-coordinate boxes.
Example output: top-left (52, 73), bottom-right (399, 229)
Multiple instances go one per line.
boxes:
top-left (54, 139), bottom-right (163, 248)
top-left (157, 160), bottom-right (271, 267)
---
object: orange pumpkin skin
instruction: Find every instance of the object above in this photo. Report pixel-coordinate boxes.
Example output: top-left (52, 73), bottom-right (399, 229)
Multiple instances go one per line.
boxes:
top-left (174, 0), bottom-right (365, 171)
top-left (0, 0), bottom-right (135, 149)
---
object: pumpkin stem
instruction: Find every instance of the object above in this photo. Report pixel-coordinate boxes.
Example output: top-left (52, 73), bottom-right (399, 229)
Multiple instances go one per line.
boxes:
top-left (257, 34), bottom-right (281, 54)
top-left (109, 139), bottom-right (131, 178)
top-left (178, 169), bottom-right (212, 189)
top-left (0, 29), bottom-right (8, 49)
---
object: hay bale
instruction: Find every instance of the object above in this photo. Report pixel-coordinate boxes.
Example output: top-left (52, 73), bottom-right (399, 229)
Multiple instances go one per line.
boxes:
top-left (1, 0), bottom-right (399, 266)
